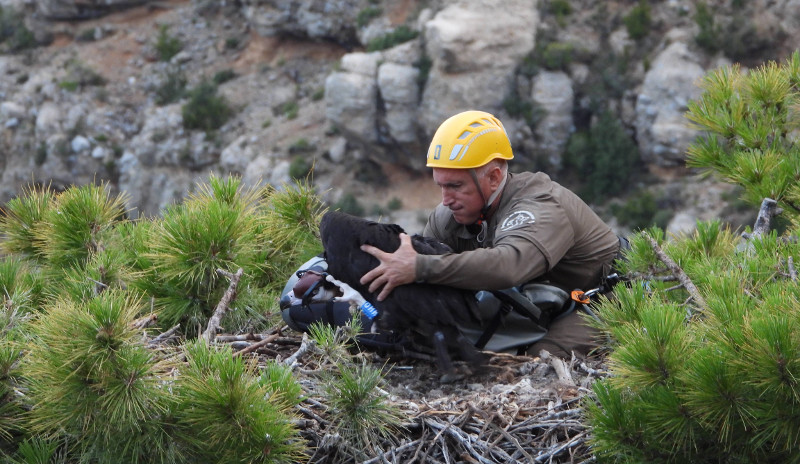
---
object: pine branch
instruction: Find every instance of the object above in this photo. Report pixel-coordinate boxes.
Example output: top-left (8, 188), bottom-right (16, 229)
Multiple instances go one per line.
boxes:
top-left (201, 267), bottom-right (243, 343)
top-left (788, 256), bottom-right (797, 282)
top-left (646, 234), bottom-right (708, 313)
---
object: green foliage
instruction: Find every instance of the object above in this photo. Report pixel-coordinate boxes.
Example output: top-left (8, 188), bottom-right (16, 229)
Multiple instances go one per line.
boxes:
top-left (261, 361), bottom-right (304, 408)
top-left (0, 175), bottom-right (327, 461)
top-left (503, 92), bottom-right (544, 129)
top-left (0, 338), bottom-right (25, 446)
top-left (280, 100), bottom-right (299, 120)
top-left (182, 80), bottom-right (232, 132)
top-left (288, 138), bottom-right (314, 154)
top-left (546, 0), bottom-right (572, 26)
top-left (174, 340), bottom-right (305, 463)
top-left (587, 223), bottom-right (800, 462)
top-left (308, 318), bottom-right (360, 365)
top-left (0, 6), bottom-right (36, 53)
top-left (35, 183), bottom-right (128, 269)
top-left (155, 24), bottom-right (182, 62)
top-left (386, 197), bottom-right (402, 211)
top-left (323, 361), bottom-right (406, 458)
top-left (212, 68), bottom-right (237, 85)
top-left (366, 25), bottom-right (419, 52)
top-left (623, 0), bottom-right (652, 41)
top-left (686, 52), bottom-right (800, 223)
top-left (257, 181), bottom-right (325, 291)
top-left (76, 28), bottom-right (98, 42)
top-left (332, 193), bottom-right (365, 217)
top-left (24, 290), bottom-right (180, 462)
top-left (610, 190), bottom-right (673, 231)
top-left (563, 110), bottom-right (641, 200)
top-left (8, 437), bottom-right (60, 464)
top-left (59, 81), bottom-right (80, 93)
top-left (693, 5), bottom-right (783, 63)
top-left (414, 54), bottom-right (432, 91)
top-left (62, 60), bottom-right (106, 91)
top-left (144, 175), bottom-right (264, 336)
top-left (541, 41), bottom-right (574, 71)
top-left (289, 157), bottom-right (312, 181)
top-left (154, 68), bottom-right (187, 105)
top-left (0, 185), bottom-right (54, 259)
top-left (0, 257), bottom-right (45, 316)
top-left (224, 36), bottom-right (239, 50)
top-left (693, 2), bottom-right (719, 52)
top-left (357, 6), bottom-right (382, 27)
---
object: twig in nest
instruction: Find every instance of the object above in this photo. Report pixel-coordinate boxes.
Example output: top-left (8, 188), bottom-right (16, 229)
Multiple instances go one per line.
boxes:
top-left (215, 333), bottom-right (263, 342)
top-left (361, 439), bottom-right (426, 464)
top-left (131, 313), bottom-right (158, 329)
top-left (201, 268), bottom-right (244, 343)
top-left (534, 430), bottom-right (588, 463)
top-left (295, 404), bottom-right (329, 426)
top-left (148, 323), bottom-right (181, 347)
top-left (284, 333), bottom-right (316, 368)
top-left (538, 350), bottom-right (574, 385)
top-left (646, 234), bottom-right (707, 313)
top-left (233, 333), bottom-right (280, 357)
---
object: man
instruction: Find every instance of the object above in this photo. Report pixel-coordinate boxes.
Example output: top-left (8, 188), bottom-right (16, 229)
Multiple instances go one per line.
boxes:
top-left (359, 110), bottom-right (621, 357)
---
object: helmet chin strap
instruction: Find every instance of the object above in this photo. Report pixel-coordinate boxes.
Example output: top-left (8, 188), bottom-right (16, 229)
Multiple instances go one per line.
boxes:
top-left (468, 168), bottom-right (507, 243)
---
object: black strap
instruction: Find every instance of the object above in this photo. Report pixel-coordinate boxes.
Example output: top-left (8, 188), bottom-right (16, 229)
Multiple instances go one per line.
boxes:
top-left (324, 300), bottom-right (335, 325)
top-left (474, 304), bottom-right (509, 350)
top-left (491, 289), bottom-right (542, 323)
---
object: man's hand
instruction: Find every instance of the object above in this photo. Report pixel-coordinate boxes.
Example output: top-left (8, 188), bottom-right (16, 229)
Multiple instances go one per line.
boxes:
top-left (360, 233), bottom-right (417, 301)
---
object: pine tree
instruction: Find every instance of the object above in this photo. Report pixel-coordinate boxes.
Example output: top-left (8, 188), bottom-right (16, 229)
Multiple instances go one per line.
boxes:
top-left (587, 52), bottom-right (800, 462)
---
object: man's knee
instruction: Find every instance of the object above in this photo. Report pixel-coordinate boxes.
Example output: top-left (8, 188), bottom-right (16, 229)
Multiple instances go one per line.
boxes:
top-left (526, 310), bottom-right (601, 358)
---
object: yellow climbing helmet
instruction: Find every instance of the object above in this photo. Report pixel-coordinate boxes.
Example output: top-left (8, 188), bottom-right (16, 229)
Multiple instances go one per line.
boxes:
top-left (426, 110), bottom-right (513, 169)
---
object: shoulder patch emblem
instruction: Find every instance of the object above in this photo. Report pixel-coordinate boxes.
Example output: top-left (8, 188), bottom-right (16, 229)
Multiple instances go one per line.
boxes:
top-left (500, 210), bottom-right (536, 231)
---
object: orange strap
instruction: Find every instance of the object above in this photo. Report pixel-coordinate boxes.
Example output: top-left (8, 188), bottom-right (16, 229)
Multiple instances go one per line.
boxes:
top-left (571, 290), bottom-right (590, 304)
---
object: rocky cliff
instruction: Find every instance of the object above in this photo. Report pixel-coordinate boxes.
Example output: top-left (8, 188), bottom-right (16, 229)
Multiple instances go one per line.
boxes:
top-left (0, 0), bottom-right (796, 233)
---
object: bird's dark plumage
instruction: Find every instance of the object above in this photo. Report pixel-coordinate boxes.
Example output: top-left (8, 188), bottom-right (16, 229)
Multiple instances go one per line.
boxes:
top-left (319, 211), bottom-right (485, 376)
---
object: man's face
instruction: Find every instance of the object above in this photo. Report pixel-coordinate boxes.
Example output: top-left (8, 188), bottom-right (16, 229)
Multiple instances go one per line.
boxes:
top-left (432, 167), bottom-right (486, 225)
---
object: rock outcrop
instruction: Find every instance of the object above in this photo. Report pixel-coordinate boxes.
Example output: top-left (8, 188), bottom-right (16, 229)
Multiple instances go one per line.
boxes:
top-left (0, 0), bottom-right (796, 230)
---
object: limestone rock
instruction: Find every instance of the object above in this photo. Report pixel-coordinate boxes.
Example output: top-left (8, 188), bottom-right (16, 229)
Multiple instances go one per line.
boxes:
top-left (531, 71), bottom-right (574, 168)
top-left (325, 71), bottom-right (378, 143)
top-left (419, 0), bottom-right (539, 134)
top-left (377, 62), bottom-right (419, 144)
top-left (635, 40), bottom-right (705, 169)
top-left (242, 0), bottom-right (363, 46)
top-left (36, 0), bottom-right (149, 19)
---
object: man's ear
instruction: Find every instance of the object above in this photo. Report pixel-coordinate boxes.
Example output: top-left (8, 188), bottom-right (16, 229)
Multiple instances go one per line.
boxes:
top-left (487, 165), bottom-right (504, 189)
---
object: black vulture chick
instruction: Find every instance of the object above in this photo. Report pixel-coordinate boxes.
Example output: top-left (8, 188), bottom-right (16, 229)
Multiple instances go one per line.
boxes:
top-left (319, 211), bottom-right (485, 380)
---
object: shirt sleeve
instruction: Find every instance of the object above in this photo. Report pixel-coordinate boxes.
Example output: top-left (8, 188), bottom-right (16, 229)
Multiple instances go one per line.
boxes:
top-left (416, 195), bottom-right (575, 290)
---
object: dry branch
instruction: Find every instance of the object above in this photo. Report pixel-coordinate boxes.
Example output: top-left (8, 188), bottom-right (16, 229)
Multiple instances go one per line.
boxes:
top-left (148, 323), bottom-right (181, 347)
top-left (131, 313), bottom-right (158, 329)
top-left (201, 267), bottom-right (243, 343)
top-left (743, 198), bottom-right (781, 239)
top-left (284, 333), bottom-right (315, 368)
top-left (233, 333), bottom-right (280, 357)
top-left (646, 234), bottom-right (707, 312)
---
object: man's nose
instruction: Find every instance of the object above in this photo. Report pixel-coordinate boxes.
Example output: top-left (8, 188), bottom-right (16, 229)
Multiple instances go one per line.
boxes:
top-left (441, 188), bottom-right (454, 206)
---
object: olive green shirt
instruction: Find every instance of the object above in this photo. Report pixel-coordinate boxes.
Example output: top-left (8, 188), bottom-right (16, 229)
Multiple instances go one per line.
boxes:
top-left (416, 172), bottom-right (619, 292)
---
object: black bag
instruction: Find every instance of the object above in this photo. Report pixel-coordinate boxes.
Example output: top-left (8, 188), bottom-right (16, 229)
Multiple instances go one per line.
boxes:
top-left (279, 256), bottom-right (411, 351)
